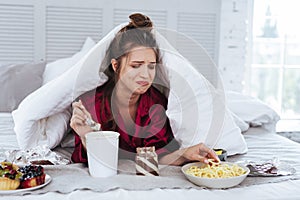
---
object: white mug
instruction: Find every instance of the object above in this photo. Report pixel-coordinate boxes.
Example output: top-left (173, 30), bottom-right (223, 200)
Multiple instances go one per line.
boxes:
top-left (85, 131), bottom-right (120, 177)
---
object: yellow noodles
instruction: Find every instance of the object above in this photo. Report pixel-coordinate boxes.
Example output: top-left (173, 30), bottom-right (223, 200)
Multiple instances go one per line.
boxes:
top-left (185, 161), bottom-right (247, 178)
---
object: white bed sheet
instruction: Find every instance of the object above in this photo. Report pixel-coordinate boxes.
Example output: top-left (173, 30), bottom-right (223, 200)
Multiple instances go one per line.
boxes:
top-left (1, 113), bottom-right (300, 200)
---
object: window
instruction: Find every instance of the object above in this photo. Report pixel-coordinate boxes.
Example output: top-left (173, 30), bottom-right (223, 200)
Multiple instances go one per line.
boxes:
top-left (249, 0), bottom-right (300, 124)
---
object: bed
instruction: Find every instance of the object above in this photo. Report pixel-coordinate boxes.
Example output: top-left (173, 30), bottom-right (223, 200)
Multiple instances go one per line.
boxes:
top-left (1, 33), bottom-right (300, 200)
top-left (1, 112), bottom-right (300, 200)
top-left (1, 2), bottom-right (300, 199)
top-left (1, 49), bottom-right (300, 200)
top-left (0, 58), bottom-right (299, 199)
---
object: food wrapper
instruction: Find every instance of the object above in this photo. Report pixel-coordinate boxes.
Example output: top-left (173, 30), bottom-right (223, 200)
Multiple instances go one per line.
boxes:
top-left (239, 157), bottom-right (296, 177)
top-left (0, 145), bottom-right (70, 165)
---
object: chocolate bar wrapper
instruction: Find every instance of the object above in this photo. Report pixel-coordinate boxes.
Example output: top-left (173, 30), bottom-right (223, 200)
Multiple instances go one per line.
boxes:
top-left (135, 146), bottom-right (159, 176)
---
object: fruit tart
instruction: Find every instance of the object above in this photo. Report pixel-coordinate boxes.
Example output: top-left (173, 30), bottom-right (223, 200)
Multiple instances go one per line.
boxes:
top-left (18, 165), bottom-right (46, 189)
top-left (0, 162), bottom-right (22, 190)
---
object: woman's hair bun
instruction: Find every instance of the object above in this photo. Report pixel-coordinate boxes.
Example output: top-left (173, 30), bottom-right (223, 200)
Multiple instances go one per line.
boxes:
top-left (119, 13), bottom-right (153, 32)
top-left (129, 13), bottom-right (153, 28)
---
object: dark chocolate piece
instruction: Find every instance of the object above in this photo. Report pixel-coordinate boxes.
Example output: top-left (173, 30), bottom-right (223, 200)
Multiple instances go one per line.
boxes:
top-left (30, 160), bottom-right (54, 165)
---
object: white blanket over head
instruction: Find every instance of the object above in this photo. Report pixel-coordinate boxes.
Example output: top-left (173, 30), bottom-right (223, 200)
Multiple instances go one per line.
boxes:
top-left (12, 23), bottom-right (248, 156)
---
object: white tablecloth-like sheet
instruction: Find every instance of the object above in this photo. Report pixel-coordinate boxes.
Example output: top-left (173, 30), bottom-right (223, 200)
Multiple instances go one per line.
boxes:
top-left (1, 113), bottom-right (300, 200)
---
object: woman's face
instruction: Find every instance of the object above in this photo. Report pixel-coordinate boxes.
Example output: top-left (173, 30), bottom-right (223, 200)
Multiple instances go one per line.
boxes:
top-left (116, 47), bottom-right (157, 95)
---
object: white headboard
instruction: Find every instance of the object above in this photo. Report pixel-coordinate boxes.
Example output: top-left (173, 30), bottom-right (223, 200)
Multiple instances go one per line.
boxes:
top-left (0, 0), bottom-right (220, 85)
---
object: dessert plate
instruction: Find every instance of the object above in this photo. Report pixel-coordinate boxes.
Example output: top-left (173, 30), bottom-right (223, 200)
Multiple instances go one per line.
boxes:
top-left (0, 174), bottom-right (51, 194)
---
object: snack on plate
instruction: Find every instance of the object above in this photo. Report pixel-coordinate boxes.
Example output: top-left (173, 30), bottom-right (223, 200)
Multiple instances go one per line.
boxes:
top-left (0, 162), bottom-right (22, 190)
top-left (18, 165), bottom-right (46, 189)
top-left (0, 162), bottom-right (46, 190)
top-left (135, 146), bottom-right (159, 176)
top-left (185, 160), bottom-right (247, 178)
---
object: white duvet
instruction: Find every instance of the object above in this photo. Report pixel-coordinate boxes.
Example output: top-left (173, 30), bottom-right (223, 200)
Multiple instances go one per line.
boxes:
top-left (12, 23), bottom-right (276, 156)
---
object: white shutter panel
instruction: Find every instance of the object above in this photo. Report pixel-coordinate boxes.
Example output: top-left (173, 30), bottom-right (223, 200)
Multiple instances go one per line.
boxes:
top-left (46, 6), bottom-right (103, 62)
top-left (177, 12), bottom-right (218, 85)
top-left (0, 4), bottom-right (34, 64)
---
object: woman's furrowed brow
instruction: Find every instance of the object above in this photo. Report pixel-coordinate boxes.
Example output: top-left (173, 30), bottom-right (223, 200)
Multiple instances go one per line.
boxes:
top-left (131, 61), bottom-right (156, 64)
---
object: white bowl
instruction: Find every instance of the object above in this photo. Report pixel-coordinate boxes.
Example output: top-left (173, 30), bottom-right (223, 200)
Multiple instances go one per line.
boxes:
top-left (181, 162), bottom-right (250, 189)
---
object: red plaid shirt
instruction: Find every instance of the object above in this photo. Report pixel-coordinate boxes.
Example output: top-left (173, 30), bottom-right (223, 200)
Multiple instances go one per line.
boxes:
top-left (71, 83), bottom-right (179, 163)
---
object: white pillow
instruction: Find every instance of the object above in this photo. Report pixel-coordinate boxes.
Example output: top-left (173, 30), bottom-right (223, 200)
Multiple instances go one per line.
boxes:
top-left (164, 59), bottom-right (248, 156)
top-left (42, 37), bottom-right (96, 148)
top-left (226, 91), bottom-right (280, 132)
top-left (230, 111), bottom-right (250, 132)
top-left (213, 108), bottom-right (248, 155)
top-left (42, 37), bottom-right (96, 84)
top-left (45, 109), bottom-right (71, 148)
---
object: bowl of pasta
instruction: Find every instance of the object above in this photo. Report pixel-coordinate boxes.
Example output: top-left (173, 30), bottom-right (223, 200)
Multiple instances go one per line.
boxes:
top-left (181, 160), bottom-right (250, 189)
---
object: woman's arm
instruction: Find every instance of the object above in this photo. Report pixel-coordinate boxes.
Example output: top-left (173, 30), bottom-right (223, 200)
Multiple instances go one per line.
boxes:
top-left (70, 100), bottom-right (94, 148)
top-left (159, 143), bottom-right (219, 166)
top-left (70, 100), bottom-right (95, 163)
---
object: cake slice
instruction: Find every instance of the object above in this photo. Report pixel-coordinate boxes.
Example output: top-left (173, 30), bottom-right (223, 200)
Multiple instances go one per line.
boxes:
top-left (18, 165), bottom-right (46, 189)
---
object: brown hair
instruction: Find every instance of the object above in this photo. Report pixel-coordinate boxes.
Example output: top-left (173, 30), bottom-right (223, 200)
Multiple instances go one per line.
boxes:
top-left (99, 13), bottom-right (162, 130)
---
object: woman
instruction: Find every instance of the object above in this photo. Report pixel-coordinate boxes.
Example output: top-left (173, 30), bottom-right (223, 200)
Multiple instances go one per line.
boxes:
top-left (70, 13), bottom-right (219, 165)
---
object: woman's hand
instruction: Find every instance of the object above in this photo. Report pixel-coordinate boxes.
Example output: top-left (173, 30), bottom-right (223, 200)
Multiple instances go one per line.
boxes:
top-left (159, 143), bottom-right (219, 166)
top-left (70, 100), bottom-right (93, 140)
top-left (181, 143), bottom-right (219, 164)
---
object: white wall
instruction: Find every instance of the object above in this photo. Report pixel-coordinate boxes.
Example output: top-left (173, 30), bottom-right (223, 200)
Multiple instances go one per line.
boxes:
top-left (218, 0), bottom-right (251, 92)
